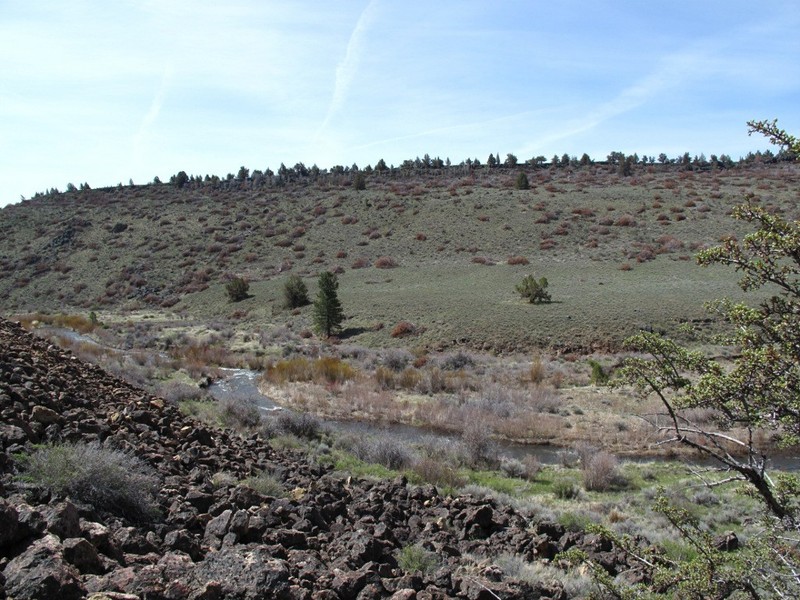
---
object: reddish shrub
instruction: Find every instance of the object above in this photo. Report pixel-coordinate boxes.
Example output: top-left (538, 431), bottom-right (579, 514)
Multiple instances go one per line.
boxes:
top-left (572, 207), bottom-right (594, 217)
top-left (391, 321), bottom-right (416, 338)
top-left (375, 256), bottom-right (398, 269)
top-left (540, 239), bottom-right (556, 250)
top-left (614, 215), bottom-right (636, 227)
top-left (507, 255), bottom-right (529, 266)
top-left (351, 257), bottom-right (370, 269)
top-left (415, 233), bottom-right (427, 241)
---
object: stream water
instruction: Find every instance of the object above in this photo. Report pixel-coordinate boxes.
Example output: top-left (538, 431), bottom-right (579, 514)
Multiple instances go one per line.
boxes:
top-left (207, 369), bottom-right (800, 471)
top-left (39, 327), bottom-right (800, 471)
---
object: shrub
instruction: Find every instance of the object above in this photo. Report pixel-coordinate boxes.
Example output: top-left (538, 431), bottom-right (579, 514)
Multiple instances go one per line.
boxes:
top-left (410, 458), bottom-right (466, 488)
top-left (241, 472), bottom-right (285, 497)
top-left (265, 356), bottom-right (356, 384)
top-left (461, 422), bottom-right (498, 468)
top-left (515, 171), bottom-right (530, 190)
top-left (219, 397), bottom-right (262, 429)
top-left (582, 451), bottom-right (623, 491)
top-left (552, 477), bottom-right (581, 500)
top-left (391, 321), bottom-right (417, 338)
top-left (274, 411), bottom-right (322, 439)
top-left (507, 255), bottom-right (529, 265)
top-left (283, 275), bottom-right (309, 309)
top-left (17, 442), bottom-right (160, 520)
top-left (529, 355), bottom-right (546, 384)
top-left (375, 256), bottom-right (398, 269)
top-left (397, 544), bottom-right (439, 575)
top-left (374, 366), bottom-right (395, 389)
top-left (382, 348), bottom-right (414, 372)
top-left (364, 437), bottom-right (412, 470)
top-left (499, 456), bottom-right (527, 479)
top-left (614, 214), bottom-right (636, 227)
top-left (225, 277), bottom-right (249, 302)
top-left (440, 351), bottom-right (474, 371)
top-left (516, 275), bottom-right (551, 304)
top-left (588, 359), bottom-right (609, 385)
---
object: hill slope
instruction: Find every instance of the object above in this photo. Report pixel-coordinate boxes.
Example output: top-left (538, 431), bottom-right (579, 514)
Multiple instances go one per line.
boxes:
top-left (2, 162), bottom-right (798, 351)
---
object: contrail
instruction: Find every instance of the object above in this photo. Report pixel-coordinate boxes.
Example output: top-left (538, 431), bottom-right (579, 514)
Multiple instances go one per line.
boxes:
top-left (317, 0), bottom-right (378, 134)
top-left (133, 65), bottom-right (173, 166)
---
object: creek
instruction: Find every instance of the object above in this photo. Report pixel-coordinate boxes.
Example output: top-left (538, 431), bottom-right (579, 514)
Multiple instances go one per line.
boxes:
top-left (39, 327), bottom-right (800, 471)
top-left (208, 369), bottom-right (800, 471)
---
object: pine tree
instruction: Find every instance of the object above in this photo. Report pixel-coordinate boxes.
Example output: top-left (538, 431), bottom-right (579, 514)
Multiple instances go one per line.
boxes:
top-left (313, 272), bottom-right (344, 337)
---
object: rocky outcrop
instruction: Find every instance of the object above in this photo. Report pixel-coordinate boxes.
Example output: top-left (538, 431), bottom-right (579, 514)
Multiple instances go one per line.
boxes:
top-left (0, 317), bottom-right (629, 598)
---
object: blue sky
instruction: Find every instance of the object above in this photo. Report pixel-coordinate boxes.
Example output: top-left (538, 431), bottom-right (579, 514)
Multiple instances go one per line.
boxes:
top-left (1, 1), bottom-right (798, 206)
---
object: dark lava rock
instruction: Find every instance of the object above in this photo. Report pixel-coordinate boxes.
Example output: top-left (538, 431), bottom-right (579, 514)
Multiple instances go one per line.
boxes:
top-left (3, 534), bottom-right (85, 600)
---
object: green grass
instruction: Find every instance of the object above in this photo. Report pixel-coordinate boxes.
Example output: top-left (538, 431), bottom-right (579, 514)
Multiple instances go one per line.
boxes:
top-left (320, 449), bottom-right (403, 480)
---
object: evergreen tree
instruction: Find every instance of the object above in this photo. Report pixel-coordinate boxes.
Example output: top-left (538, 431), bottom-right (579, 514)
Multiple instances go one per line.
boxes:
top-left (313, 271), bottom-right (344, 337)
top-left (283, 275), bottom-right (309, 309)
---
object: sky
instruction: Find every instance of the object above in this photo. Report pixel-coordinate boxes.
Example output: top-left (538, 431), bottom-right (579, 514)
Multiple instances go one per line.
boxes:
top-left (1, 1), bottom-right (798, 207)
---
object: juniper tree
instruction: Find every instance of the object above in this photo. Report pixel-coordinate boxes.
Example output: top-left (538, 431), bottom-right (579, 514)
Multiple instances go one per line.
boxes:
top-left (591, 119), bottom-right (800, 598)
top-left (313, 271), bottom-right (344, 338)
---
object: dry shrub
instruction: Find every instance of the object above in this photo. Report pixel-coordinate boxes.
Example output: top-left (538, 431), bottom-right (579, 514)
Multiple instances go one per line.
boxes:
top-left (540, 239), bottom-right (556, 250)
top-left (219, 397), bottom-right (261, 430)
top-left (582, 450), bottom-right (623, 491)
top-left (391, 321), bottom-right (417, 338)
top-left (415, 233), bottom-right (427, 241)
top-left (507, 255), bottom-right (530, 266)
top-left (17, 312), bottom-right (96, 334)
top-left (396, 368), bottom-right (422, 390)
top-left (411, 458), bottom-right (466, 488)
top-left (614, 214), bottom-right (636, 227)
top-left (374, 366), bottom-right (395, 390)
top-left (273, 411), bottom-right (322, 439)
top-left (18, 442), bottom-right (159, 520)
top-left (471, 256), bottom-right (494, 265)
top-left (499, 456), bottom-right (540, 481)
top-left (351, 257), bottom-right (370, 269)
top-left (572, 207), bottom-right (595, 217)
top-left (375, 256), bottom-right (399, 269)
top-left (461, 422), bottom-right (498, 468)
top-left (619, 263), bottom-right (633, 271)
top-left (529, 355), bottom-right (546, 384)
top-left (265, 356), bottom-right (357, 384)
top-left (315, 356), bottom-right (357, 383)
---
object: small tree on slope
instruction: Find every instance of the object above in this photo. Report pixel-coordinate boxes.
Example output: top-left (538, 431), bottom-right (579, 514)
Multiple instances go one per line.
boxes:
top-left (313, 271), bottom-right (344, 338)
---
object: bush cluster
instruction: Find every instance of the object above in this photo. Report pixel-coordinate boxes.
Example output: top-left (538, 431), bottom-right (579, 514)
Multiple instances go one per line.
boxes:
top-left (17, 442), bottom-right (160, 520)
top-left (225, 276), bottom-right (249, 302)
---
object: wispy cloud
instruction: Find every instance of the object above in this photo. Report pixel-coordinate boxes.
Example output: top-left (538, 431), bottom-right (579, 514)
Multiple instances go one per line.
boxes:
top-left (132, 66), bottom-right (174, 169)
top-left (317, 0), bottom-right (379, 134)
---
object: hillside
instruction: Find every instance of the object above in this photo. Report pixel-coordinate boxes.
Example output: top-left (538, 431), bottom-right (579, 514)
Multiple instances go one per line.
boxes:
top-left (0, 315), bottom-right (637, 599)
top-left (3, 162), bottom-right (798, 352)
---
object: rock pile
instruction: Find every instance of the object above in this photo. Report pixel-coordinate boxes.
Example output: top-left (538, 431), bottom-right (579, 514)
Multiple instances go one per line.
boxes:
top-left (0, 317), bottom-right (628, 599)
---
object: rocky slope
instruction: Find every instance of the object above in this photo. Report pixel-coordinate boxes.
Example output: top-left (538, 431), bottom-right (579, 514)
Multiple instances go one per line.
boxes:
top-left (0, 317), bottom-right (632, 599)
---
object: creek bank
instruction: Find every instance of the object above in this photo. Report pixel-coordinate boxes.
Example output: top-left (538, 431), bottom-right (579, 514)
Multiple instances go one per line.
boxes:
top-left (1, 317), bottom-right (641, 599)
